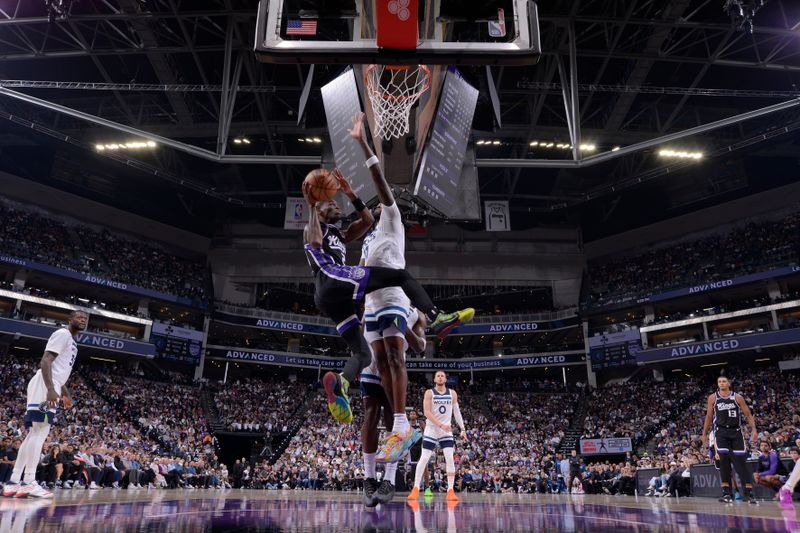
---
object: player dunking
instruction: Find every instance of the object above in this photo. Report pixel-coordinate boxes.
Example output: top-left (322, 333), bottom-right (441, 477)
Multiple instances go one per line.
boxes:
top-left (360, 309), bottom-right (427, 507)
top-left (303, 112), bottom-right (473, 424)
top-left (701, 375), bottom-right (758, 504)
top-left (2, 310), bottom-right (87, 499)
top-left (407, 371), bottom-right (467, 502)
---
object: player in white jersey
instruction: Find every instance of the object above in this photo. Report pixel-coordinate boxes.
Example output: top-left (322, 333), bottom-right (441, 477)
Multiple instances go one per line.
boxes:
top-left (407, 370), bottom-right (467, 502)
top-left (356, 118), bottom-right (473, 465)
top-left (360, 307), bottom-right (427, 507)
top-left (2, 310), bottom-right (87, 499)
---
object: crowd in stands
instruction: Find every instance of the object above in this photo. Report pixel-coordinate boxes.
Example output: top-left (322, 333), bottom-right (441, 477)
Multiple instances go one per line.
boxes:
top-left (582, 379), bottom-right (703, 451)
top-left (84, 368), bottom-right (213, 460)
top-left (0, 202), bottom-right (208, 301)
top-left (214, 377), bottom-right (311, 432)
top-left (2, 346), bottom-right (800, 498)
top-left (585, 210), bottom-right (800, 308)
top-left (0, 354), bottom-right (228, 491)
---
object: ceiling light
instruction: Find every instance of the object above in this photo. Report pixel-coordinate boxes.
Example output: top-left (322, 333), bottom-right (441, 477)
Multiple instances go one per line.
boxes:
top-left (492, 140), bottom-right (501, 145)
top-left (580, 144), bottom-right (596, 151)
top-left (477, 140), bottom-right (485, 145)
top-left (298, 138), bottom-right (305, 142)
top-left (659, 149), bottom-right (704, 159)
top-left (530, 141), bottom-right (538, 146)
top-left (312, 137), bottom-right (322, 143)
top-left (233, 139), bottom-right (242, 144)
top-left (305, 137), bottom-right (314, 143)
top-left (545, 142), bottom-right (554, 148)
top-left (95, 144), bottom-right (105, 151)
top-left (612, 146), bottom-right (620, 152)
top-left (242, 138), bottom-right (251, 144)
top-left (146, 141), bottom-right (156, 147)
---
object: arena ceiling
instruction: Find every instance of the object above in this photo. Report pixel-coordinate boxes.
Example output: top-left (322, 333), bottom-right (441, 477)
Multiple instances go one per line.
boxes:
top-left (0, 0), bottom-right (799, 239)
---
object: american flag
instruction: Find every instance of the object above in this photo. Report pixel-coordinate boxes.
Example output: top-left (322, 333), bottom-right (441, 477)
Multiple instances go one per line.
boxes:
top-left (286, 19), bottom-right (318, 36)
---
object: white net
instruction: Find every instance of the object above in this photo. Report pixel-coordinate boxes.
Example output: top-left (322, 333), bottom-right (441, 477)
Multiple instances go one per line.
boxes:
top-left (364, 64), bottom-right (431, 140)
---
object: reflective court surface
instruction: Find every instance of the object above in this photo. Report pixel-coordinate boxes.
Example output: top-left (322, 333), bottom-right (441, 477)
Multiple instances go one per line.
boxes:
top-left (1, 491), bottom-right (798, 532)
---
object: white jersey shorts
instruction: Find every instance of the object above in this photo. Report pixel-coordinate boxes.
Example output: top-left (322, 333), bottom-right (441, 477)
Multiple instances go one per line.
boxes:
top-left (421, 423), bottom-right (455, 450)
top-left (24, 370), bottom-right (62, 427)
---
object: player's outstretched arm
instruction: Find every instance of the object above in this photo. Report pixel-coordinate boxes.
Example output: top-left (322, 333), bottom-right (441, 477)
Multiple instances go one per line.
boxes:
top-left (348, 111), bottom-right (394, 207)
top-left (333, 168), bottom-right (374, 243)
top-left (701, 394), bottom-right (715, 449)
top-left (302, 182), bottom-right (323, 249)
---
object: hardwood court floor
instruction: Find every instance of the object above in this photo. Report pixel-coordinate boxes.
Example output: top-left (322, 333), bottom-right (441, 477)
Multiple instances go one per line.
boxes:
top-left (0, 489), bottom-right (797, 532)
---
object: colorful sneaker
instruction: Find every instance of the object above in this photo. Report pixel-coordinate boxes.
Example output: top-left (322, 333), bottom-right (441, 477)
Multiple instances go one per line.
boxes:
top-left (429, 308), bottom-right (475, 340)
top-left (780, 487), bottom-right (795, 509)
top-left (376, 428), bottom-right (421, 463)
top-left (718, 492), bottom-right (733, 504)
top-left (407, 499), bottom-right (420, 513)
top-left (424, 487), bottom-right (434, 498)
top-left (407, 486), bottom-right (420, 501)
top-left (322, 372), bottom-right (352, 424)
top-left (446, 488), bottom-right (459, 502)
top-left (2, 482), bottom-right (19, 498)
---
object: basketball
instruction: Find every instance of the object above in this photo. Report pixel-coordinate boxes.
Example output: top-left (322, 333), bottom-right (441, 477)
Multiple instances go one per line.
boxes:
top-left (303, 169), bottom-right (339, 204)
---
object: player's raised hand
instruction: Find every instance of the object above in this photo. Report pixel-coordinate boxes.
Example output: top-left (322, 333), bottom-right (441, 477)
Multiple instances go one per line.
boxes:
top-left (301, 180), bottom-right (316, 207)
top-left (347, 112), bottom-right (366, 142)
top-left (331, 168), bottom-right (354, 197)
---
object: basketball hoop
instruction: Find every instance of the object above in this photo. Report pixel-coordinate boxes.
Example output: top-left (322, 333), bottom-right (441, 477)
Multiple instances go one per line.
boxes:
top-left (364, 64), bottom-right (431, 140)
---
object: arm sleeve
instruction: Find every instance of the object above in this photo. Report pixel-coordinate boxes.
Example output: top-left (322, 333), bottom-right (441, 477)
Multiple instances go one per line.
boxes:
top-left (45, 329), bottom-right (69, 357)
top-left (453, 401), bottom-right (465, 432)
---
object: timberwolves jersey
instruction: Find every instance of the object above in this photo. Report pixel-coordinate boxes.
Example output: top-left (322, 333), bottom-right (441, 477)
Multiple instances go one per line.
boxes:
top-left (304, 224), bottom-right (346, 274)
top-left (713, 391), bottom-right (741, 430)
top-left (430, 387), bottom-right (454, 427)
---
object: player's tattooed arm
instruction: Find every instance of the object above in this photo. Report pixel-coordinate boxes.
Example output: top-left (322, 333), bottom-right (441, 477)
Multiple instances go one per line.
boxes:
top-left (40, 350), bottom-right (60, 408)
top-left (302, 183), bottom-right (323, 249)
top-left (348, 111), bottom-right (395, 207)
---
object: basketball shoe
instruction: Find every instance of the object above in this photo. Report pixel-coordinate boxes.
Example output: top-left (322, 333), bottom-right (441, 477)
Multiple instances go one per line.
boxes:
top-left (429, 308), bottom-right (475, 340)
top-left (322, 372), bottom-right (352, 423)
top-left (407, 486), bottom-right (420, 501)
top-left (779, 487), bottom-right (795, 509)
top-left (376, 428), bottom-right (421, 463)
top-left (15, 482), bottom-right (53, 499)
top-left (446, 488), bottom-right (459, 502)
